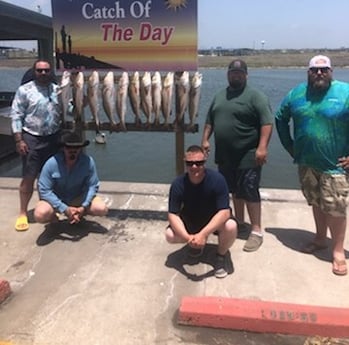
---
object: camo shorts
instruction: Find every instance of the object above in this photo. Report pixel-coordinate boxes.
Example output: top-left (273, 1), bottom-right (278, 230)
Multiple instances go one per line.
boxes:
top-left (298, 166), bottom-right (349, 217)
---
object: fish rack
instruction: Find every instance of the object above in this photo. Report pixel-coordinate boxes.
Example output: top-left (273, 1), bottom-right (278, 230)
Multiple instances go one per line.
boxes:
top-left (59, 70), bottom-right (202, 174)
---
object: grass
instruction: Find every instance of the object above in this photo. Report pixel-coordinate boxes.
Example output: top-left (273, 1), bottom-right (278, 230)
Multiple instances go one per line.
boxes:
top-left (1, 51), bottom-right (348, 69)
top-left (198, 51), bottom-right (349, 68)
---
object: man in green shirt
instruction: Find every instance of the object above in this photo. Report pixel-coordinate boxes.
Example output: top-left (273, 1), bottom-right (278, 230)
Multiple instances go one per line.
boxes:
top-left (201, 59), bottom-right (273, 252)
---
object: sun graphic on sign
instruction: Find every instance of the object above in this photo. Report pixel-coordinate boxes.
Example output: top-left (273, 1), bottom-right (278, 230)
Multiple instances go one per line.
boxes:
top-left (165, 0), bottom-right (187, 11)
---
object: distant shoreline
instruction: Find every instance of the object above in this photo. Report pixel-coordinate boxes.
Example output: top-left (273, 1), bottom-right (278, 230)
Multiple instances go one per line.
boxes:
top-left (0, 51), bottom-right (348, 69)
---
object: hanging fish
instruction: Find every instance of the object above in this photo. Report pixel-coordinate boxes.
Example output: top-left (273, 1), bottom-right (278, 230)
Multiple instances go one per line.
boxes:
top-left (161, 71), bottom-right (174, 127)
top-left (151, 71), bottom-right (162, 126)
top-left (128, 71), bottom-right (142, 126)
top-left (71, 71), bottom-right (84, 123)
top-left (174, 71), bottom-right (190, 127)
top-left (57, 70), bottom-right (71, 124)
top-left (116, 71), bottom-right (129, 131)
top-left (188, 71), bottom-right (202, 130)
top-left (87, 70), bottom-right (101, 134)
top-left (102, 71), bottom-right (118, 131)
top-left (140, 71), bottom-right (152, 126)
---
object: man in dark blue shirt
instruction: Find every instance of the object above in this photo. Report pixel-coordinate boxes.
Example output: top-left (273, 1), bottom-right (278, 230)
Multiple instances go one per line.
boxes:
top-left (166, 145), bottom-right (237, 278)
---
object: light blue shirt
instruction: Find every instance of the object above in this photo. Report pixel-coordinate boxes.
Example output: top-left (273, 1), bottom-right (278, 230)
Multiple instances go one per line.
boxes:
top-left (11, 80), bottom-right (61, 136)
top-left (38, 151), bottom-right (100, 213)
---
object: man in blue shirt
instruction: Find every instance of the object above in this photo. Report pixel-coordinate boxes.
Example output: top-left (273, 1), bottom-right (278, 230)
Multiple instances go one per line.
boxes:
top-left (34, 132), bottom-right (108, 225)
top-left (276, 55), bottom-right (349, 276)
top-left (166, 145), bottom-right (238, 278)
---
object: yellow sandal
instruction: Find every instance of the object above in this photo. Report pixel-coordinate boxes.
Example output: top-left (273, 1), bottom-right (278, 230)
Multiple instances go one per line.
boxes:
top-left (15, 215), bottom-right (29, 231)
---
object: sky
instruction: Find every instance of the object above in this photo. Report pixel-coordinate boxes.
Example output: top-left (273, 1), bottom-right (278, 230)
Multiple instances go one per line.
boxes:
top-left (1, 0), bottom-right (349, 50)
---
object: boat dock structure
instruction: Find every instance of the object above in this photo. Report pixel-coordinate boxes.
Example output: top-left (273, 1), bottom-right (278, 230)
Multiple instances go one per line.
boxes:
top-left (0, 178), bottom-right (349, 345)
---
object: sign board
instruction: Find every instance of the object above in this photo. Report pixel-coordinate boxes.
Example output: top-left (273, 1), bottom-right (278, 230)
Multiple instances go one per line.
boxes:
top-left (51, 0), bottom-right (198, 72)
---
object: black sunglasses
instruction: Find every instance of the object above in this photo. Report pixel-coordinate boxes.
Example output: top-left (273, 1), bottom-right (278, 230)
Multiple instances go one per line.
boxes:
top-left (185, 160), bottom-right (206, 167)
top-left (309, 67), bottom-right (330, 74)
top-left (36, 68), bottom-right (51, 73)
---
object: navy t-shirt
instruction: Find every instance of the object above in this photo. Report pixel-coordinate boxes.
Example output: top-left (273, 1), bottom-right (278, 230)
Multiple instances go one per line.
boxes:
top-left (168, 168), bottom-right (230, 233)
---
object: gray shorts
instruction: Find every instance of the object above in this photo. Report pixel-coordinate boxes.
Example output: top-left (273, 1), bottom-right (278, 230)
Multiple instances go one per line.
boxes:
top-left (298, 166), bottom-right (349, 217)
top-left (22, 131), bottom-right (61, 178)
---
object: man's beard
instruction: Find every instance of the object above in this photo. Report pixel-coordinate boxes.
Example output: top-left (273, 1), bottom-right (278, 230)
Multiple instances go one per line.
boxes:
top-left (309, 77), bottom-right (331, 91)
top-left (68, 154), bottom-right (77, 161)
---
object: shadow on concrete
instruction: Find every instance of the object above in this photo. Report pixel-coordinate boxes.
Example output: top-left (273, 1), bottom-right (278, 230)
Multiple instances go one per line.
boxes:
top-left (165, 243), bottom-right (234, 281)
top-left (265, 227), bottom-right (349, 262)
top-left (36, 219), bottom-right (108, 246)
top-left (108, 208), bottom-right (167, 221)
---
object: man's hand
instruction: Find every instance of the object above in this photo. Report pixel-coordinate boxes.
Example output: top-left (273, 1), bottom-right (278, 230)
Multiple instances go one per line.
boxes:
top-left (16, 140), bottom-right (28, 156)
top-left (337, 156), bottom-right (349, 170)
top-left (65, 206), bottom-right (85, 224)
top-left (188, 232), bottom-right (207, 248)
top-left (255, 147), bottom-right (268, 165)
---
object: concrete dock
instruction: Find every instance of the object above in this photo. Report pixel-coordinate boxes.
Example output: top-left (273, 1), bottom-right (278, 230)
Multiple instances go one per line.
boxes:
top-left (0, 177), bottom-right (349, 345)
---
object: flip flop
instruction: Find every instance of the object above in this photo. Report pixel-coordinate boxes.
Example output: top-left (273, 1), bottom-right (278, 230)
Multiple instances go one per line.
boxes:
top-left (15, 215), bottom-right (29, 231)
top-left (332, 259), bottom-right (347, 276)
top-left (301, 242), bottom-right (328, 254)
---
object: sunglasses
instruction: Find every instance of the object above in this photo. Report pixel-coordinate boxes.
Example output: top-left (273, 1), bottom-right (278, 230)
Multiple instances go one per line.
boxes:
top-left (309, 67), bottom-right (330, 74)
top-left (36, 68), bottom-right (51, 73)
top-left (185, 160), bottom-right (206, 167)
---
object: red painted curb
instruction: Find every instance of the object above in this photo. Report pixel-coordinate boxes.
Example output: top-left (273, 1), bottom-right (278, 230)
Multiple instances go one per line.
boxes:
top-left (0, 279), bottom-right (11, 304)
top-left (178, 296), bottom-right (349, 337)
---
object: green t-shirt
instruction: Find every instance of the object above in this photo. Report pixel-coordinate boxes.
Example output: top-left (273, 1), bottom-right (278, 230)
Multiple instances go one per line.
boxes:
top-left (206, 85), bottom-right (273, 169)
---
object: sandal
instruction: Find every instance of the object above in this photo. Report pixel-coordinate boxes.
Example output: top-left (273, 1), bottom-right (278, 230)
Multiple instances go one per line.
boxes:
top-left (332, 259), bottom-right (347, 276)
top-left (15, 215), bottom-right (29, 231)
top-left (301, 242), bottom-right (328, 254)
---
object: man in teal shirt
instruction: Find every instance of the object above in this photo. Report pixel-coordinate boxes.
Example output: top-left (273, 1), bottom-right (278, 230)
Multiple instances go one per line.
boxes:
top-left (276, 55), bottom-right (349, 276)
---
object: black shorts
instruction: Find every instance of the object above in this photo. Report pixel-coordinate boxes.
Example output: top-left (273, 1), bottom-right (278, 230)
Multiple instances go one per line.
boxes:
top-left (22, 131), bottom-right (61, 178)
top-left (168, 212), bottom-right (237, 235)
top-left (218, 166), bottom-right (262, 203)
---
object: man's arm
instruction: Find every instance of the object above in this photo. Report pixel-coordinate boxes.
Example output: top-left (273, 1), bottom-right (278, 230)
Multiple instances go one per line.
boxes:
top-left (275, 98), bottom-right (294, 158)
top-left (38, 159), bottom-right (68, 214)
top-left (201, 123), bottom-right (213, 156)
top-left (255, 124), bottom-right (273, 165)
top-left (168, 212), bottom-right (192, 243)
top-left (81, 157), bottom-right (100, 208)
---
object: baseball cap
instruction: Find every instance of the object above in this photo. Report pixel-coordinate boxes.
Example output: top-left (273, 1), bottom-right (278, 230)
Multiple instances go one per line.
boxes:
top-left (228, 59), bottom-right (248, 73)
top-left (308, 55), bottom-right (331, 69)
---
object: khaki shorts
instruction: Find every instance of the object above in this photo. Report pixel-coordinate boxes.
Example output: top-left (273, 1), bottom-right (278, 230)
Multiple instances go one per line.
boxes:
top-left (298, 166), bottom-right (349, 217)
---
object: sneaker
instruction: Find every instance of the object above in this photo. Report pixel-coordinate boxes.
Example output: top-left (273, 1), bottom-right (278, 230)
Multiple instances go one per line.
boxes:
top-left (243, 233), bottom-right (263, 252)
top-left (214, 254), bottom-right (228, 278)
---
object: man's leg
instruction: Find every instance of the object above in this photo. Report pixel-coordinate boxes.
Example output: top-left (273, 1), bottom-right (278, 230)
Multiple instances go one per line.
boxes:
top-left (232, 196), bottom-right (245, 225)
top-left (217, 218), bottom-right (238, 255)
top-left (165, 226), bottom-right (187, 244)
top-left (327, 214), bottom-right (346, 263)
top-left (19, 176), bottom-right (36, 216)
top-left (311, 205), bottom-right (328, 245)
top-left (246, 201), bottom-right (261, 233)
top-left (214, 218), bottom-right (238, 278)
top-left (34, 200), bottom-right (57, 223)
top-left (15, 176), bottom-right (36, 231)
top-left (88, 196), bottom-right (108, 217)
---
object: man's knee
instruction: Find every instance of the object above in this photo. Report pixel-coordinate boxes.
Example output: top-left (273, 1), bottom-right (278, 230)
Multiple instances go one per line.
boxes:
top-left (165, 226), bottom-right (176, 243)
top-left (219, 218), bottom-right (238, 237)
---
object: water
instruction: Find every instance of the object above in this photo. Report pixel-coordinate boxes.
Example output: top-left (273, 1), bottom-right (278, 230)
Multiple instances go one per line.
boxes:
top-left (1, 67), bottom-right (349, 189)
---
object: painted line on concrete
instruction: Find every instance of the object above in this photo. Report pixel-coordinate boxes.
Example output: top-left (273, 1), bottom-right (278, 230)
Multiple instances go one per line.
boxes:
top-left (178, 296), bottom-right (349, 337)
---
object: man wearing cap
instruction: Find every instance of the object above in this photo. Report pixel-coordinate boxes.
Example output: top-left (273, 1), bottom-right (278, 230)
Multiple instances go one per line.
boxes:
top-left (201, 59), bottom-right (273, 252)
top-left (34, 131), bottom-right (108, 225)
top-left (276, 55), bottom-right (349, 276)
